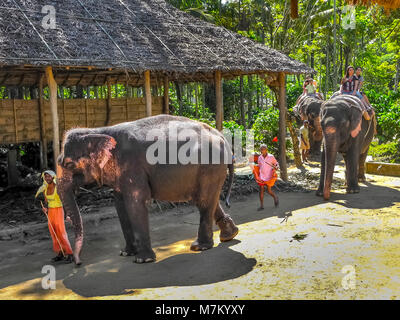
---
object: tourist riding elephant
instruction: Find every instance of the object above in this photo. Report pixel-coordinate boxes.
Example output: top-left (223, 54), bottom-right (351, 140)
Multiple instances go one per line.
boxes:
top-left (316, 94), bottom-right (376, 200)
top-left (56, 115), bottom-right (239, 265)
top-left (294, 95), bottom-right (324, 155)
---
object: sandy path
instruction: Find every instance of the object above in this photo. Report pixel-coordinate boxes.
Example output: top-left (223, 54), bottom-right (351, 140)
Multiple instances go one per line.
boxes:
top-left (0, 165), bottom-right (399, 300)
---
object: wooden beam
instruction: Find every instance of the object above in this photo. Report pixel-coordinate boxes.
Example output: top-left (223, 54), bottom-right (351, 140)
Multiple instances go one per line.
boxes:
top-left (144, 70), bottom-right (152, 117)
top-left (215, 70), bottom-right (223, 131)
top-left (45, 66), bottom-right (60, 169)
top-left (38, 74), bottom-right (47, 169)
top-left (278, 72), bottom-right (288, 182)
top-left (163, 75), bottom-right (169, 114)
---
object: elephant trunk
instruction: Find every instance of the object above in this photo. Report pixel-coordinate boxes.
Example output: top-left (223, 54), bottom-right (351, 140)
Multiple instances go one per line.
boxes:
top-left (323, 131), bottom-right (339, 200)
top-left (57, 169), bottom-right (83, 265)
top-left (313, 116), bottom-right (323, 141)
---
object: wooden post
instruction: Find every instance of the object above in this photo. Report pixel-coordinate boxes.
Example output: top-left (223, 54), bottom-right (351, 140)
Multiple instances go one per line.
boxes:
top-left (45, 66), bottom-right (60, 169)
top-left (106, 78), bottom-right (112, 125)
top-left (144, 70), bottom-right (152, 117)
top-left (278, 72), bottom-right (288, 181)
top-left (163, 76), bottom-right (169, 114)
top-left (12, 99), bottom-right (17, 143)
top-left (38, 74), bottom-right (48, 169)
top-left (215, 70), bottom-right (223, 131)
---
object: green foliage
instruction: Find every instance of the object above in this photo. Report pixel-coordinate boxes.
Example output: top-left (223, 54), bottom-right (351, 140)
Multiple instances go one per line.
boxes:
top-left (368, 141), bottom-right (400, 163)
top-left (251, 107), bottom-right (280, 155)
top-left (363, 89), bottom-right (400, 141)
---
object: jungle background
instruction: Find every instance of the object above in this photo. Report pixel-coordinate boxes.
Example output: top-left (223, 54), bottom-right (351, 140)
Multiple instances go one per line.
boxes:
top-left (1, 0), bottom-right (400, 189)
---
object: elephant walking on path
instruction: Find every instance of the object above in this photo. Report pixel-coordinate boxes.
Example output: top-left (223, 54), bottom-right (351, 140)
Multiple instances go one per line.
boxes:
top-left (57, 115), bottom-right (239, 265)
top-left (316, 94), bottom-right (376, 200)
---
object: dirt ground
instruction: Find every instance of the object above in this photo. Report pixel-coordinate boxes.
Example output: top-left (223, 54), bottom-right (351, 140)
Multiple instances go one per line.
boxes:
top-left (0, 162), bottom-right (399, 300)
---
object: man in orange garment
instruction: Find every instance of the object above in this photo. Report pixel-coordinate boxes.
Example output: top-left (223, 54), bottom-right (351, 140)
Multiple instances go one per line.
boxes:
top-left (35, 170), bottom-right (73, 263)
top-left (249, 145), bottom-right (279, 211)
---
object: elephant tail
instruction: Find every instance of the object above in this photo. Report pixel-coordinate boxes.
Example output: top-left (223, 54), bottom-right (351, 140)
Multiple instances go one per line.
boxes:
top-left (225, 163), bottom-right (234, 208)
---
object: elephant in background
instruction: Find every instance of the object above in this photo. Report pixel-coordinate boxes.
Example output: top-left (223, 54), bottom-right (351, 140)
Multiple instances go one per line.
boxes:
top-left (57, 115), bottom-right (239, 265)
top-left (316, 94), bottom-right (376, 200)
top-left (294, 95), bottom-right (324, 156)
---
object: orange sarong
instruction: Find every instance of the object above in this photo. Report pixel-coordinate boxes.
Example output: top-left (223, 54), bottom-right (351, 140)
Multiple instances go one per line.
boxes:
top-left (253, 165), bottom-right (278, 187)
top-left (249, 154), bottom-right (278, 187)
top-left (47, 207), bottom-right (73, 255)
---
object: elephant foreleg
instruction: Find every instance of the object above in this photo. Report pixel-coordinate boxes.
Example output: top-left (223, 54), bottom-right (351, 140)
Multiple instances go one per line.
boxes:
top-left (123, 188), bottom-right (156, 264)
top-left (114, 191), bottom-right (137, 257)
top-left (316, 145), bottom-right (326, 196)
top-left (214, 202), bottom-right (239, 242)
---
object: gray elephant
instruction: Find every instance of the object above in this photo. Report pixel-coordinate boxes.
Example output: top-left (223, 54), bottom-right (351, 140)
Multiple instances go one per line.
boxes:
top-left (294, 95), bottom-right (324, 155)
top-left (57, 115), bottom-right (239, 265)
top-left (316, 93), bottom-right (376, 200)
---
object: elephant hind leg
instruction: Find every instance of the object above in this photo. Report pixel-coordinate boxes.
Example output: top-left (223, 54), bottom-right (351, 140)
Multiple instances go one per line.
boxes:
top-left (191, 196), bottom-right (219, 252)
top-left (214, 203), bottom-right (239, 242)
top-left (358, 150), bottom-right (369, 183)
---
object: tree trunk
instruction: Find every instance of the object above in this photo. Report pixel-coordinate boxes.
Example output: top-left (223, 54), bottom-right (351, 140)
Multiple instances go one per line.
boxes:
top-left (395, 59), bottom-right (400, 91)
top-left (248, 75), bottom-right (253, 127)
top-left (175, 82), bottom-right (183, 116)
top-left (239, 76), bottom-right (245, 128)
top-left (287, 115), bottom-right (303, 168)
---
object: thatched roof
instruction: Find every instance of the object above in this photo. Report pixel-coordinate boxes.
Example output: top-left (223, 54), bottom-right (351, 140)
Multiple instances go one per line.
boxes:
top-left (0, 0), bottom-right (314, 86)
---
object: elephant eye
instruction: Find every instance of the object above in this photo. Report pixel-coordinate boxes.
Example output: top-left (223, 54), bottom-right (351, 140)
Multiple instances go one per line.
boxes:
top-left (65, 162), bottom-right (76, 170)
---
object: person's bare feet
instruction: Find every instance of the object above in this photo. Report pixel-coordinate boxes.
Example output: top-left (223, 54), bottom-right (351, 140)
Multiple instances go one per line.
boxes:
top-left (257, 206), bottom-right (264, 211)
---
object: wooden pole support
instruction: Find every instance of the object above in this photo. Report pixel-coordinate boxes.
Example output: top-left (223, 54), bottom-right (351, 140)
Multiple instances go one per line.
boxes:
top-left (278, 72), bottom-right (288, 182)
top-left (144, 70), bottom-right (152, 117)
top-left (45, 66), bottom-right (60, 169)
top-left (163, 75), bottom-right (169, 114)
top-left (38, 74), bottom-right (48, 169)
top-left (215, 70), bottom-right (223, 131)
top-left (106, 78), bottom-right (112, 125)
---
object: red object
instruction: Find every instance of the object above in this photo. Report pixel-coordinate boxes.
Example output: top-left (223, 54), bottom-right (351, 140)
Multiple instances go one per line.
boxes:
top-left (272, 136), bottom-right (278, 143)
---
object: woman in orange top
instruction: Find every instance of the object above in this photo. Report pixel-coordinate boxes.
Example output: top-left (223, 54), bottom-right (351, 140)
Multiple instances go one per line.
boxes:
top-left (35, 170), bottom-right (73, 263)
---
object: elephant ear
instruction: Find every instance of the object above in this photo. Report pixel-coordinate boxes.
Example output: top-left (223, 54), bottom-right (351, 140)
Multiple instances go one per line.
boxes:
top-left (349, 107), bottom-right (362, 138)
top-left (80, 134), bottom-right (117, 168)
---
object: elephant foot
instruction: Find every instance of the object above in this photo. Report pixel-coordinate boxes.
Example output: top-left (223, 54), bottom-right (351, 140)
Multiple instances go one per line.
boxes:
top-left (120, 250), bottom-right (136, 257)
top-left (133, 250), bottom-right (156, 264)
top-left (120, 246), bottom-right (137, 257)
top-left (346, 187), bottom-right (360, 194)
top-left (217, 215), bottom-right (239, 242)
top-left (358, 175), bottom-right (366, 183)
top-left (190, 239), bottom-right (213, 251)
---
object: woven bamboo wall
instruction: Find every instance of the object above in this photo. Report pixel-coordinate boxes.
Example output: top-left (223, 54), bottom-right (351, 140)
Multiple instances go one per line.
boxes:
top-left (0, 97), bottom-right (164, 144)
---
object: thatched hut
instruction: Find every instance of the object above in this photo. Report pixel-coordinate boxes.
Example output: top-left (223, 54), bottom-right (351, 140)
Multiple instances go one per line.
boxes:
top-left (0, 0), bottom-right (313, 182)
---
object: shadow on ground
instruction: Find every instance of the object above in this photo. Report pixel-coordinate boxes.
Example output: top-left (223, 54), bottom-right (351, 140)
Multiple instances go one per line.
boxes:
top-left (58, 240), bottom-right (256, 298)
top-left (326, 182), bottom-right (400, 210)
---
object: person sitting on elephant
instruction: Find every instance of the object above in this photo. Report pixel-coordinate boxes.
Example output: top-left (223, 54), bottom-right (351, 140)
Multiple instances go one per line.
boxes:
top-left (354, 67), bottom-right (375, 119)
top-left (299, 120), bottom-right (310, 163)
top-left (303, 78), bottom-right (316, 97)
top-left (340, 66), bottom-right (370, 120)
top-left (250, 145), bottom-right (279, 211)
